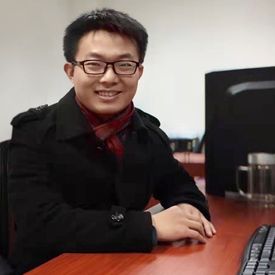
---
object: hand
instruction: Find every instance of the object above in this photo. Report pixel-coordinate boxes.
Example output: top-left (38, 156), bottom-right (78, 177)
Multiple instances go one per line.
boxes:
top-left (177, 203), bottom-right (216, 238)
top-left (151, 204), bottom-right (216, 243)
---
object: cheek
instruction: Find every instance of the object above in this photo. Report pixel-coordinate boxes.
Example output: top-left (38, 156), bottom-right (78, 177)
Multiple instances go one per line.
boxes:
top-left (73, 76), bottom-right (96, 94)
top-left (124, 82), bottom-right (138, 101)
top-left (126, 77), bottom-right (139, 91)
top-left (73, 84), bottom-right (95, 106)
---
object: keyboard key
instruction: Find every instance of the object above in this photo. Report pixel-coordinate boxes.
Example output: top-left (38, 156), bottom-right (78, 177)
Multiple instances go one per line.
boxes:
top-left (239, 225), bottom-right (275, 275)
top-left (269, 261), bottom-right (275, 269)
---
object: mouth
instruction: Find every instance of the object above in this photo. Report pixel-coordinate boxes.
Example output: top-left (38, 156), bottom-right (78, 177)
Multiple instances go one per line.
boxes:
top-left (95, 90), bottom-right (121, 99)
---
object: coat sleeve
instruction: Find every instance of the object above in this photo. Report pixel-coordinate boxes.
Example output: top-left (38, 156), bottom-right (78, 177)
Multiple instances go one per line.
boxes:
top-left (8, 122), bottom-right (154, 256)
top-left (149, 127), bottom-right (211, 221)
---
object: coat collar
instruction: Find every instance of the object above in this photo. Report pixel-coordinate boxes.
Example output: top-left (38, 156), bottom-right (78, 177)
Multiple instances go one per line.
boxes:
top-left (56, 88), bottom-right (91, 140)
top-left (55, 88), bottom-right (148, 141)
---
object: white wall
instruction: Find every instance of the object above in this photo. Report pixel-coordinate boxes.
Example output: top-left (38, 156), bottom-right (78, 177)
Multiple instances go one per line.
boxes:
top-left (1, 0), bottom-right (275, 141)
top-left (0, 0), bottom-right (68, 141)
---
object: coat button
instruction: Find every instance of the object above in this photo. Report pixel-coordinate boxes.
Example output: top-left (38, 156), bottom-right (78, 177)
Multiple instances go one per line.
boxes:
top-left (111, 212), bottom-right (124, 222)
top-left (96, 141), bottom-right (105, 151)
top-left (109, 206), bottom-right (126, 227)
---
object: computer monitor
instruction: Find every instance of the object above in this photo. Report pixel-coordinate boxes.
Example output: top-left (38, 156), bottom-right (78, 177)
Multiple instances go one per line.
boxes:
top-left (205, 66), bottom-right (275, 196)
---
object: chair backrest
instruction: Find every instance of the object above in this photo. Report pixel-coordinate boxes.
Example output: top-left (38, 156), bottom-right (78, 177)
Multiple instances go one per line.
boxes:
top-left (0, 140), bottom-right (10, 258)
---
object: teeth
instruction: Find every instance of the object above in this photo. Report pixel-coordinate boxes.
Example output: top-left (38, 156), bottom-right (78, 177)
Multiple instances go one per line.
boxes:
top-left (97, 91), bottom-right (119, 97)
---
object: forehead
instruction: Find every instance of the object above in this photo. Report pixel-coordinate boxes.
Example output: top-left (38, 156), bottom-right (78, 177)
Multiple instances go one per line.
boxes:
top-left (75, 30), bottom-right (139, 60)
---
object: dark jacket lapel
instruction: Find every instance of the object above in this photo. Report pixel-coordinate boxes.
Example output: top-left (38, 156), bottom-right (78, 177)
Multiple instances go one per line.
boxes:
top-left (56, 88), bottom-right (91, 141)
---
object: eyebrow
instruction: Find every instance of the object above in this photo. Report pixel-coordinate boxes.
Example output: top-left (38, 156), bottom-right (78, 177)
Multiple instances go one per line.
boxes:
top-left (85, 52), bottom-right (136, 60)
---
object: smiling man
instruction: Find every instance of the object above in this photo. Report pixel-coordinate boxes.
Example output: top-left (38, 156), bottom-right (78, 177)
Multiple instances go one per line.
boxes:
top-left (65, 30), bottom-right (142, 119)
top-left (8, 8), bottom-right (215, 274)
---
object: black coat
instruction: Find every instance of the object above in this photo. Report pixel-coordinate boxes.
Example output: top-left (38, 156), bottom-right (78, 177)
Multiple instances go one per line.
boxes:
top-left (8, 89), bottom-right (210, 274)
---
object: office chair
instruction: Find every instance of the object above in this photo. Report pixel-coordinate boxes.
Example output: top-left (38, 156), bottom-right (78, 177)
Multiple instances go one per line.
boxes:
top-left (0, 140), bottom-right (14, 274)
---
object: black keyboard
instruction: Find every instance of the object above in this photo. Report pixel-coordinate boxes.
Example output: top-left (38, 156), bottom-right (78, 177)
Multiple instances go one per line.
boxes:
top-left (239, 225), bottom-right (275, 275)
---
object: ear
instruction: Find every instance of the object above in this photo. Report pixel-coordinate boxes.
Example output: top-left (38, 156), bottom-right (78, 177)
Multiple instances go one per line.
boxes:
top-left (64, 63), bottom-right (75, 81)
top-left (137, 65), bottom-right (144, 80)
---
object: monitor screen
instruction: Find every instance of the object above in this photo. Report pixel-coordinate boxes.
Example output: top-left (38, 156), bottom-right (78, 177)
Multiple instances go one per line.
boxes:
top-left (205, 66), bottom-right (275, 196)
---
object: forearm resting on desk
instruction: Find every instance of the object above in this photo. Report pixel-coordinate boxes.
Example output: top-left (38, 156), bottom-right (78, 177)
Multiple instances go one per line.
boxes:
top-left (151, 203), bottom-right (216, 243)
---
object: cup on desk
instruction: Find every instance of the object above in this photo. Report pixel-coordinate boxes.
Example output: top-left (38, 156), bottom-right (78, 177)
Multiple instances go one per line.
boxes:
top-left (236, 153), bottom-right (275, 207)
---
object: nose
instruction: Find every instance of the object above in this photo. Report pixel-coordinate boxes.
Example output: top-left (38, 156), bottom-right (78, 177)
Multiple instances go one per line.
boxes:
top-left (99, 64), bottom-right (119, 84)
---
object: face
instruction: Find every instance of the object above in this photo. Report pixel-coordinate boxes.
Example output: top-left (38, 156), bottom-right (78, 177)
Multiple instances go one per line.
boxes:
top-left (64, 30), bottom-right (143, 119)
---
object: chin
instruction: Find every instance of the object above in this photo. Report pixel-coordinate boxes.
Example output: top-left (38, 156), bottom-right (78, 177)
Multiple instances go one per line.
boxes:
top-left (97, 106), bottom-right (126, 116)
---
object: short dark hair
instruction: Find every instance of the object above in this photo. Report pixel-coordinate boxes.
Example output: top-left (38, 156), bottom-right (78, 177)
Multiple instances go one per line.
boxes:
top-left (63, 8), bottom-right (148, 63)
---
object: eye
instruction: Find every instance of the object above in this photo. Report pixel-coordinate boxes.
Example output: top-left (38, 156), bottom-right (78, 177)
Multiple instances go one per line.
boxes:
top-left (85, 61), bottom-right (103, 68)
top-left (83, 61), bottom-right (105, 73)
top-left (117, 61), bottom-right (135, 68)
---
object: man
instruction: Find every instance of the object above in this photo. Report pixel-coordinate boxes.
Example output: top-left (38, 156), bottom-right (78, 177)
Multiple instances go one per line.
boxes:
top-left (8, 8), bottom-right (215, 274)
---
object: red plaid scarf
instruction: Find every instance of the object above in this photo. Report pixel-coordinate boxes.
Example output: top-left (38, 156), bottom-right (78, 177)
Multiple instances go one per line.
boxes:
top-left (75, 96), bottom-right (134, 159)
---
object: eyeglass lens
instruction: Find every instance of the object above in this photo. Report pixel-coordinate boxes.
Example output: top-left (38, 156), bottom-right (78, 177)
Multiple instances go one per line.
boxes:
top-left (83, 60), bottom-right (137, 75)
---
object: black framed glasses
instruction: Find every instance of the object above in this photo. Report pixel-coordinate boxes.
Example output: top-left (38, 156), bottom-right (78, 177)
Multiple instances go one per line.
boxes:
top-left (72, 60), bottom-right (140, 75)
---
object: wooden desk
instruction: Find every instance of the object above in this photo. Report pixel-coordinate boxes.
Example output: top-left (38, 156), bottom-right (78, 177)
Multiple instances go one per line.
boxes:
top-left (25, 196), bottom-right (275, 275)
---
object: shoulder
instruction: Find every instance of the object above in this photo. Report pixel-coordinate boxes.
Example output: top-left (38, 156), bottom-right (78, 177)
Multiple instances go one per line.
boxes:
top-left (11, 104), bottom-right (56, 128)
top-left (135, 108), bottom-right (170, 146)
top-left (135, 108), bottom-right (160, 127)
top-left (10, 104), bottom-right (58, 144)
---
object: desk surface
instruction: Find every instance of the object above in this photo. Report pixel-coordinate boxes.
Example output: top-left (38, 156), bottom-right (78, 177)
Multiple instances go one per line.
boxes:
top-left (25, 195), bottom-right (275, 275)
